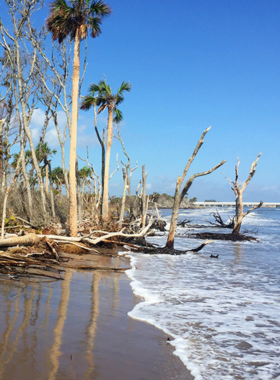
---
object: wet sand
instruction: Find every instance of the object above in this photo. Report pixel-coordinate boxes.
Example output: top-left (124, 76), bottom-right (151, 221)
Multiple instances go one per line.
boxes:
top-left (0, 257), bottom-right (193, 380)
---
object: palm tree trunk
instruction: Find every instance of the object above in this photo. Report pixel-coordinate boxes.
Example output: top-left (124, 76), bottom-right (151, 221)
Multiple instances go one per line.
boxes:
top-left (102, 106), bottom-right (114, 219)
top-left (69, 29), bottom-right (80, 236)
top-left (93, 104), bottom-right (105, 216)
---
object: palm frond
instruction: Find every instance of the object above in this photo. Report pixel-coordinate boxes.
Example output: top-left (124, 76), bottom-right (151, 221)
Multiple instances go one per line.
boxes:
top-left (117, 81), bottom-right (132, 94)
top-left (47, 0), bottom-right (75, 43)
top-left (115, 93), bottom-right (124, 105)
top-left (88, 16), bottom-right (102, 38)
top-left (88, 83), bottom-right (101, 94)
top-left (50, 0), bottom-right (72, 14)
top-left (80, 95), bottom-right (96, 110)
top-left (88, 1), bottom-right (111, 17)
top-left (97, 79), bottom-right (111, 95)
top-left (113, 108), bottom-right (123, 123)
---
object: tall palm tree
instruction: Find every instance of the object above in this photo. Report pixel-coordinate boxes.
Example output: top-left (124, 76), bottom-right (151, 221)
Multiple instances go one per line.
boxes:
top-left (81, 79), bottom-right (131, 219)
top-left (46, 0), bottom-right (111, 236)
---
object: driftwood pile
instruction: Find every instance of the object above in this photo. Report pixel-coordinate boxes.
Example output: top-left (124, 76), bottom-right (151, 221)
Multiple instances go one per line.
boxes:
top-left (0, 217), bottom-right (156, 280)
top-left (0, 235), bottom-right (64, 280)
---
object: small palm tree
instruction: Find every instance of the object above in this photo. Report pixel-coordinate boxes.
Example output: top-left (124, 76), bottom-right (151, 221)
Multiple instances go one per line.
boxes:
top-left (46, 0), bottom-right (111, 236)
top-left (79, 166), bottom-right (92, 198)
top-left (81, 78), bottom-right (131, 218)
top-left (52, 166), bottom-right (64, 192)
top-left (36, 142), bottom-right (57, 194)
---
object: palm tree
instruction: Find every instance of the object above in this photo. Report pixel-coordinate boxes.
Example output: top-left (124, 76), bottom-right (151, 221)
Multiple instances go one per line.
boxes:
top-left (36, 142), bottom-right (57, 195)
top-left (79, 166), bottom-right (92, 203)
top-left (81, 79), bottom-right (131, 219)
top-left (52, 166), bottom-right (64, 192)
top-left (46, 0), bottom-right (111, 236)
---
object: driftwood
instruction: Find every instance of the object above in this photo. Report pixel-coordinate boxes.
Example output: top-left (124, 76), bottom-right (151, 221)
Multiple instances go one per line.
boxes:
top-left (207, 211), bottom-right (234, 229)
top-left (0, 234), bottom-right (41, 247)
top-left (0, 249), bottom-right (64, 280)
top-left (225, 154), bottom-right (263, 234)
top-left (0, 220), bottom-right (156, 280)
top-left (177, 219), bottom-right (192, 227)
top-left (37, 218), bottom-right (155, 245)
top-left (129, 240), bottom-right (214, 255)
top-left (186, 232), bottom-right (258, 242)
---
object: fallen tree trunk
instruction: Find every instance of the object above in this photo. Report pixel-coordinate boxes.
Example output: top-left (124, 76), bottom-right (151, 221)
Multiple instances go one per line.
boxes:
top-left (185, 232), bottom-right (258, 242)
top-left (0, 234), bottom-right (41, 247)
top-left (127, 240), bottom-right (214, 255)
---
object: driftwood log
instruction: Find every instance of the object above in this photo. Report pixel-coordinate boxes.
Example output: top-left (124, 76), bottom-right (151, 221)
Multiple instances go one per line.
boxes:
top-left (0, 234), bottom-right (41, 247)
top-left (128, 240), bottom-right (214, 255)
top-left (185, 232), bottom-right (258, 242)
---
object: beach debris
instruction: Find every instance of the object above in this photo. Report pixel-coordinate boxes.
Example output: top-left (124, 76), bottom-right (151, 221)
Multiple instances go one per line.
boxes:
top-left (185, 232), bottom-right (259, 242)
top-left (210, 254), bottom-right (219, 259)
top-left (165, 127), bottom-right (226, 250)
top-left (224, 153), bottom-right (263, 235)
top-left (129, 240), bottom-right (215, 255)
top-left (207, 211), bottom-right (234, 229)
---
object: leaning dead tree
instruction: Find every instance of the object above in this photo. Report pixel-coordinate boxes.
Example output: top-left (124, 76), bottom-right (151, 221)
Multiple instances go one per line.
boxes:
top-left (165, 127), bottom-right (226, 250)
top-left (226, 154), bottom-right (263, 235)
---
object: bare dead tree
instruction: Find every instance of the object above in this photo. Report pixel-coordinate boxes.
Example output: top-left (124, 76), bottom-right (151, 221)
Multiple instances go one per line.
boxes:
top-left (0, 97), bottom-right (19, 189)
top-left (127, 179), bottom-right (142, 223)
top-left (141, 165), bottom-right (149, 228)
top-left (114, 129), bottom-right (138, 227)
top-left (225, 154), bottom-right (263, 235)
top-left (30, 34), bottom-right (72, 197)
top-left (0, 0), bottom-right (47, 216)
top-left (166, 127), bottom-right (226, 249)
top-left (1, 125), bottom-right (24, 239)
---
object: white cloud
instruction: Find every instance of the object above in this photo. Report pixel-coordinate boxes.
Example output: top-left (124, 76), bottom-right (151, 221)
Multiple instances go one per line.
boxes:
top-left (29, 108), bottom-right (102, 149)
top-left (30, 108), bottom-right (68, 148)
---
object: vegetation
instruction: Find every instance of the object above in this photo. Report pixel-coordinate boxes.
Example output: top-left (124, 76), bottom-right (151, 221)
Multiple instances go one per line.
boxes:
top-left (0, 0), bottom-right (263, 261)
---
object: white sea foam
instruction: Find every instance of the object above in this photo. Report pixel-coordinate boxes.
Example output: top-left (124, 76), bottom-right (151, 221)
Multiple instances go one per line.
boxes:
top-left (124, 208), bottom-right (280, 380)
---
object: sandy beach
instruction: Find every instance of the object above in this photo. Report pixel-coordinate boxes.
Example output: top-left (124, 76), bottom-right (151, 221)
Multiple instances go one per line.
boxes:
top-left (0, 255), bottom-right (193, 380)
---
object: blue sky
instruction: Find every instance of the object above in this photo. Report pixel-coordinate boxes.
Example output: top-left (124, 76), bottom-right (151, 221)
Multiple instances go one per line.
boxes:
top-left (25, 1), bottom-right (280, 200)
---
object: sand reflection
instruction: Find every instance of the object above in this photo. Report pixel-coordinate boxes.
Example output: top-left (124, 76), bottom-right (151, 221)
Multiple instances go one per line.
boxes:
top-left (0, 284), bottom-right (38, 377)
top-left (48, 270), bottom-right (72, 380)
top-left (85, 271), bottom-right (101, 379)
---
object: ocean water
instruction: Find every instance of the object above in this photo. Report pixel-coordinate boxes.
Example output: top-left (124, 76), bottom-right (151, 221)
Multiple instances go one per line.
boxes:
top-left (124, 207), bottom-right (280, 380)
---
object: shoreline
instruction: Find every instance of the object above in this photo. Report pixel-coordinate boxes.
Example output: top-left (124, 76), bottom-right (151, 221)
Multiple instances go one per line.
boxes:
top-left (0, 255), bottom-right (193, 380)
